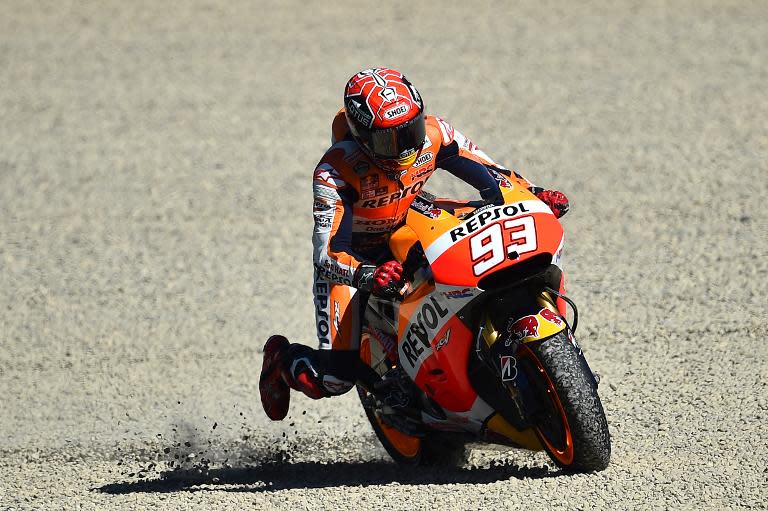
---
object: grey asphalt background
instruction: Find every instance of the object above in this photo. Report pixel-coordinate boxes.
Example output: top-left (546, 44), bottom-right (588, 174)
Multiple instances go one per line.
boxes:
top-left (1, 1), bottom-right (766, 509)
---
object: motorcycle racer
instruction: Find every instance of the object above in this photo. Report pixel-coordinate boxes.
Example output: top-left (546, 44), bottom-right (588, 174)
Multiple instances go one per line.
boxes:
top-left (260, 67), bottom-right (570, 421)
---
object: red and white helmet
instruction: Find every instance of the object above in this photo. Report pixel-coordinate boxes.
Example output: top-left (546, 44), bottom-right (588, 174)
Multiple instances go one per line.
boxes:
top-left (343, 68), bottom-right (426, 175)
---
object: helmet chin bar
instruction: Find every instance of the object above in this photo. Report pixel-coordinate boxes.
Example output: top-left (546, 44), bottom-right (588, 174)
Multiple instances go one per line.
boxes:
top-left (377, 149), bottom-right (418, 180)
top-left (352, 136), bottom-right (417, 179)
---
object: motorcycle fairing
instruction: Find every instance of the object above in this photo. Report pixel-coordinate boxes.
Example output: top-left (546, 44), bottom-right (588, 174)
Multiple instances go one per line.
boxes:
top-left (413, 315), bottom-right (476, 412)
top-left (398, 181), bottom-right (563, 288)
top-left (384, 179), bottom-right (574, 436)
top-left (396, 284), bottom-right (492, 414)
top-left (396, 285), bottom-right (455, 374)
top-left (421, 393), bottom-right (495, 434)
top-left (421, 200), bottom-right (563, 288)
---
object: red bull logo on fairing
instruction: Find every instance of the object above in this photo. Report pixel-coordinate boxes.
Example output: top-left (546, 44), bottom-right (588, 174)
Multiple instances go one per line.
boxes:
top-left (539, 308), bottom-right (563, 326)
top-left (506, 315), bottom-right (539, 344)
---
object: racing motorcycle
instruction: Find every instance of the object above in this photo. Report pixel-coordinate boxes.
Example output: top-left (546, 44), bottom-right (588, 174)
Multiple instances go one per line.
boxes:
top-left (356, 173), bottom-right (610, 472)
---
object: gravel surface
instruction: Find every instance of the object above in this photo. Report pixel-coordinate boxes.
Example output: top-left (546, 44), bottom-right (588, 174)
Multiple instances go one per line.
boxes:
top-left (1, 1), bottom-right (766, 509)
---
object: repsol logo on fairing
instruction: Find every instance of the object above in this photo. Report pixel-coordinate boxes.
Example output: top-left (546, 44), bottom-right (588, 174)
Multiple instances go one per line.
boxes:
top-left (449, 202), bottom-right (531, 242)
top-left (401, 296), bottom-right (449, 367)
top-left (361, 180), bottom-right (424, 208)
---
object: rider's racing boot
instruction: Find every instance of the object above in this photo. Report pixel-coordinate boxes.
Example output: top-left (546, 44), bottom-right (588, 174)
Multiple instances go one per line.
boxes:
top-left (259, 336), bottom-right (329, 420)
top-left (259, 335), bottom-right (292, 421)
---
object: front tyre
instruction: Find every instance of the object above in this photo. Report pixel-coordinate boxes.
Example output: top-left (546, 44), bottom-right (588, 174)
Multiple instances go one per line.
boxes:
top-left (518, 331), bottom-right (611, 472)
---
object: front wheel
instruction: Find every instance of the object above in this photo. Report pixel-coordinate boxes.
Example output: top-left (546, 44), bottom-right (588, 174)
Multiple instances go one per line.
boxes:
top-left (517, 331), bottom-right (611, 472)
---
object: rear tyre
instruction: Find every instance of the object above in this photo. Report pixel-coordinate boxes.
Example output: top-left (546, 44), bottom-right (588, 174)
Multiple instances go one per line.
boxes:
top-left (357, 386), bottom-right (422, 466)
top-left (356, 386), bottom-right (467, 466)
top-left (518, 331), bottom-right (611, 472)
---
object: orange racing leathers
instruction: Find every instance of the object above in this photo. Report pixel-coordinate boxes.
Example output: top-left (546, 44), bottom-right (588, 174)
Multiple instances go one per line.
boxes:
top-left (302, 110), bottom-right (535, 396)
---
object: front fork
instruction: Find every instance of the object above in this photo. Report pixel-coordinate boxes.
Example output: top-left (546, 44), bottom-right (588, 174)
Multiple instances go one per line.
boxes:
top-left (475, 290), bottom-right (598, 422)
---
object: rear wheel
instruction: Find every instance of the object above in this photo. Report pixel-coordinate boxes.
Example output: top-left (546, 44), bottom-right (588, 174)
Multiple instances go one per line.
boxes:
top-left (517, 331), bottom-right (610, 472)
top-left (356, 386), bottom-right (467, 466)
top-left (357, 386), bottom-right (423, 465)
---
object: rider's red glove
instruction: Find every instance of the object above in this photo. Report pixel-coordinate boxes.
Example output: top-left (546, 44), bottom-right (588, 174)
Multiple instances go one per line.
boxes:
top-left (534, 189), bottom-right (569, 219)
top-left (355, 261), bottom-right (405, 298)
top-left (373, 261), bottom-right (404, 297)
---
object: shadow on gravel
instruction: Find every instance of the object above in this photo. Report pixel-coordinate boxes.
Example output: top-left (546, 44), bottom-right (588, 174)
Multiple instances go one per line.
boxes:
top-left (96, 460), bottom-right (556, 494)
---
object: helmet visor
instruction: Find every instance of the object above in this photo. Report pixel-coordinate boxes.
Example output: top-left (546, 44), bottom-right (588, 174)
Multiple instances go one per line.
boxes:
top-left (367, 112), bottom-right (426, 160)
